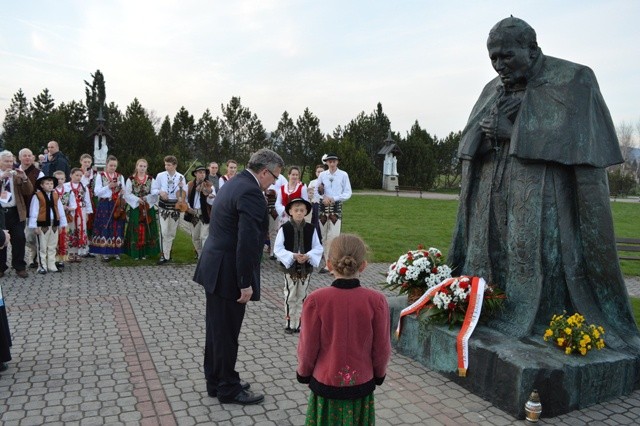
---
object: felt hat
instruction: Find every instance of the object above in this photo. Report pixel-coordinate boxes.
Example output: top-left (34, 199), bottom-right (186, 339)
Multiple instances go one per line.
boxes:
top-left (324, 153), bottom-right (340, 161)
top-left (35, 175), bottom-right (56, 190)
top-left (285, 197), bottom-right (312, 216)
top-left (191, 166), bottom-right (210, 177)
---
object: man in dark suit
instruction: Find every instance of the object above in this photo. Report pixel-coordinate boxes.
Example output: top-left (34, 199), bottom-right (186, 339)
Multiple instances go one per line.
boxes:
top-left (193, 148), bottom-right (284, 405)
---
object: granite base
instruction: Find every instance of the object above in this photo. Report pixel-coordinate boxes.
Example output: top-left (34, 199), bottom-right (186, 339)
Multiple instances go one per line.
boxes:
top-left (389, 296), bottom-right (640, 418)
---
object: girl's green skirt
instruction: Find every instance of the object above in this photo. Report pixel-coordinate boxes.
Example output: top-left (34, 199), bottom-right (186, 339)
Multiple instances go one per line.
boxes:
top-left (305, 391), bottom-right (375, 425)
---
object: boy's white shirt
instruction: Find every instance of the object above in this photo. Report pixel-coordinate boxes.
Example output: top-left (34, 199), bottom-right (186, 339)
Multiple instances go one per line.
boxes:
top-left (273, 222), bottom-right (323, 268)
top-left (28, 190), bottom-right (72, 228)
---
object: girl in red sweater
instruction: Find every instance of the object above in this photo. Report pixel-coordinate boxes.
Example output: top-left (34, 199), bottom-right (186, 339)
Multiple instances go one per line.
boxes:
top-left (297, 234), bottom-right (391, 425)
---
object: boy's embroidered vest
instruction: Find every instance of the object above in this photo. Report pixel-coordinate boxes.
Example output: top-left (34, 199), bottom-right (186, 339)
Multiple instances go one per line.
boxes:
top-left (36, 191), bottom-right (60, 227)
top-left (279, 221), bottom-right (315, 277)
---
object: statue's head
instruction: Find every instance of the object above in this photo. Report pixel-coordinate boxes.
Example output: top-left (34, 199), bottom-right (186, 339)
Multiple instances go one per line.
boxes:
top-left (486, 17), bottom-right (541, 87)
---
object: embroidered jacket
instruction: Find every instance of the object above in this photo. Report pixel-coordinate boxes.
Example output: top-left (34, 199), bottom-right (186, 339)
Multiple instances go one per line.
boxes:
top-left (297, 279), bottom-right (391, 399)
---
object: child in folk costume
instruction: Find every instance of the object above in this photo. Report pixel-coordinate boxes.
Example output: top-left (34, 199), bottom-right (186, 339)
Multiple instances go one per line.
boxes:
top-left (297, 234), bottom-right (391, 425)
top-left (89, 155), bottom-right (127, 261)
top-left (65, 168), bottom-right (93, 262)
top-left (123, 159), bottom-right (160, 260)
top-left (28, 176), bottom-right (69, 274)
top-left (53, 170), bottom-right (70, 270)
top-left (274, 198), bottom-right (323, 334)
top-left (275, 166), bottom-right (308, 226)
top-left (183, 166), bottom-right (215, 259)
top-left (79, 153), bottom-right (97, 255)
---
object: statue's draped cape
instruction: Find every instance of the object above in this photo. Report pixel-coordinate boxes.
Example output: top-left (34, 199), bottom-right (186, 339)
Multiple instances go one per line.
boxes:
top-left (449, 54), bottom-right (640, 352)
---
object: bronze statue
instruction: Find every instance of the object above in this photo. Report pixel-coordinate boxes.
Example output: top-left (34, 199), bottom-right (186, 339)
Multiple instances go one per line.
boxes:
top-left (449, 17), bottom-right (640, 353)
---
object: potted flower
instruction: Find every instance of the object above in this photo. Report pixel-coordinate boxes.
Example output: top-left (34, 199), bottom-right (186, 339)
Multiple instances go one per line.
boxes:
top-left (543, 312), bottom-right (605, 355)
top-left (385, 245), bottom-right (452, 303)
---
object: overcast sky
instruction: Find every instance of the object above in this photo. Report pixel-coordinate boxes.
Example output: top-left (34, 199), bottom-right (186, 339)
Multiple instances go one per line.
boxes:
top-left (1, 0), bottom-right (639, 140)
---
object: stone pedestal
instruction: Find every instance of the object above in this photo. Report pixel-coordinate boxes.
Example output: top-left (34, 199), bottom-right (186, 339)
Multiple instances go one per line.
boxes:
top-left (383, 175), bottom-right (398, 191)
top-left (388, 296), bottom-right (640, 419)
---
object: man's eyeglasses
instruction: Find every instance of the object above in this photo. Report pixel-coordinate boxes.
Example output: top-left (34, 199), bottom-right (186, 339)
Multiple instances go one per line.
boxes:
top-left (266, 169), bottom-right (278, 182)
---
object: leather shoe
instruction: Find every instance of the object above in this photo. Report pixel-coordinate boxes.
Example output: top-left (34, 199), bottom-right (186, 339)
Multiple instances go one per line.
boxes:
top-left (0, 362), bottom-right (8, 372)
top-left (208, 380), bottom-right (250, 397)
top-left (16, 270), bottom-right (28, 278)
top-left (0, 271), bottom-right (4, 278)
top-left (218, 389), bottom-right (264, 405)
top-left (319, 267), bottom-right (329, 274)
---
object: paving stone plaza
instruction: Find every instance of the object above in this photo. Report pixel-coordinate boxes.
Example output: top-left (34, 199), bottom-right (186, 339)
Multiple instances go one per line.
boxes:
top-left (1, 257), bottom-right (639, 425)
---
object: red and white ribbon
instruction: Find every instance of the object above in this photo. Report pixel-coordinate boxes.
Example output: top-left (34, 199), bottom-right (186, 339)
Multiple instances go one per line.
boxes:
top-left (396, 276), bottom-right (486, 377)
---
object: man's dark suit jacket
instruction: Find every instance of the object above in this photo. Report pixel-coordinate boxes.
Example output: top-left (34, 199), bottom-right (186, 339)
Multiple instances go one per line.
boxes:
top-left (193, 169), bottom-right (268, 301)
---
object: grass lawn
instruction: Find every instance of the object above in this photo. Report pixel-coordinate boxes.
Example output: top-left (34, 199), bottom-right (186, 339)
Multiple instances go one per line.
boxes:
top-left (111, 227), bottom-right (196, 267)
top-left (343, 195), bottom-right (640, 277)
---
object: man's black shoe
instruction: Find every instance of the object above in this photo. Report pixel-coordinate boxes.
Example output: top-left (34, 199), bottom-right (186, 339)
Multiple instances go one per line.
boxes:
top-left (319, 267), bottom-right (329, 274)
top-left (82, 253), bottom-right (96, 258)
top-left (0, 362), bottom-right (8, 372)
top-left (218, 389), bottom-right (264, 405)
top-left (208, 380), bottom-right (250, 398)
top-left (29, 262), bottom-right (38, 269)
top-left (157, 257), bottom-right (170, 265)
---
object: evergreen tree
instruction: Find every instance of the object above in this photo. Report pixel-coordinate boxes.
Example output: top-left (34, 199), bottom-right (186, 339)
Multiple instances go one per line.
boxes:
top-left (30, 88), bottom-right (57, 154)
top-left (273, 111), bottom-right (298, 166)
top-left (220, 96), bottom-right (252, 163)
top-left (194, 109), bottom-right (222, 166)
top-left (322, 134), bottom-right (377, 190)
top-left (244, 113), bottom-right (267, 162)
top-left (158, 116), bottom-right (172, 154)
top-left (296, 108), bottom-right (324, 178)
top-left (50, 100), bottom-right (88, 167)
top-left (434, 131), bottom-right (462, 189)
top-left (397, 121), bottom-right (437, 189)
top-left (115, 98), bottom-right (160, 174)
top-left (171, 107), bottom-right (196, 169)
top-left (2, 89), bottom-right (31, 153)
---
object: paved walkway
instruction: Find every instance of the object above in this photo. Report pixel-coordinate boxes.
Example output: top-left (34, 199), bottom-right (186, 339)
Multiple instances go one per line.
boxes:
top-left (1, 259), bottom-right (639, 425)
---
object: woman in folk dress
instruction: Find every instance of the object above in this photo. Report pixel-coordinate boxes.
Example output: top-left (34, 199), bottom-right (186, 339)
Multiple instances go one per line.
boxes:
top-left (123, 159), bottom-right (160, 260)
top-left (275, 166), bottom-right (308, 226)
top-left (89, 155), bottom-right (126, 260)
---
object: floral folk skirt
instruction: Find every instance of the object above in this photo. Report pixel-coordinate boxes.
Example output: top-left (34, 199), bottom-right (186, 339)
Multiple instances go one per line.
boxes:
top-left (305, 391), bottom-right (375, 425)
top-left (123, 207), bottom-right (160, 259)
top-left (89, 199), bottom-right (125, 255)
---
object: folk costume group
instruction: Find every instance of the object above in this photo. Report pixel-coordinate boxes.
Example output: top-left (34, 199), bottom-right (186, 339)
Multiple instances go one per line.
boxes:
top-left (2, 147), bottom-right (391, 423)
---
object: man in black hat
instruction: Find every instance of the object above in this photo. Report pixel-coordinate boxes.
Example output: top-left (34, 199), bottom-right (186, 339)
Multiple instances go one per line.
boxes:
top-left (315, 153), bottom-right (351, 273)
top-left (184, 166), bottom-right (215, 258)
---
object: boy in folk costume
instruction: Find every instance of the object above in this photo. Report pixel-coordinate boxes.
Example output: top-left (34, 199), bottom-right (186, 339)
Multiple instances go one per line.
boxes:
top-left (65, 168), bottom-right (93, 262)
top-left (29, 176), bottom-right (69, 274)
top-left (183, 166), bottom-right (215, 259)
top-left (53, 170), bottom-right (70, 270)
top-left (152, 155), bottom-right (187, 264)
top-left (274, 198), bottom-right (323, 334)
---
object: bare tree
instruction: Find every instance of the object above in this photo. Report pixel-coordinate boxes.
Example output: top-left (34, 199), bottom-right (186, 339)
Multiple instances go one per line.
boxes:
top-left (616, 120), bottom-right (634, 172)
